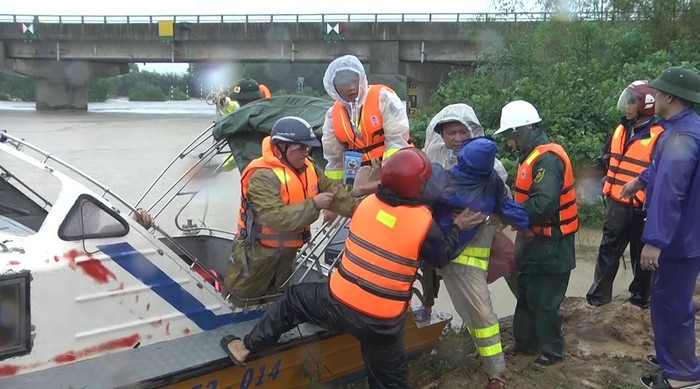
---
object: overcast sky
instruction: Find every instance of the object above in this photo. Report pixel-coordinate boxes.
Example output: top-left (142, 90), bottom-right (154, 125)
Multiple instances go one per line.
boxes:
top-left (1, 1), bottom-right (539, 74)
top-left (2, 1), bottom-right (502, 17)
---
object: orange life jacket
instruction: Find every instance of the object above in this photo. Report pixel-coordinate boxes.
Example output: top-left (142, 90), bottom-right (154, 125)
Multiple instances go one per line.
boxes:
top-left (329, 194), bottom-right (432, 319)
top-left (236, 137), bottom-right (319, 248)
top-left (259, 84), bottom-right (272, 99)
top-left (602, 123), bottom-right (664, 207)
top-left (514, 143), bottom-right (579, 237)
top-left (332, 84), bottom-right (392, 162)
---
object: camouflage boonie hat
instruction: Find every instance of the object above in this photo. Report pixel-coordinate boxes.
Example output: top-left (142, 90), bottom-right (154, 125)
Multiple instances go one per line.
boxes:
top-left (230, 78), bottom-right (264, 100)
top-left (649, 66), bottom-right (700, 104)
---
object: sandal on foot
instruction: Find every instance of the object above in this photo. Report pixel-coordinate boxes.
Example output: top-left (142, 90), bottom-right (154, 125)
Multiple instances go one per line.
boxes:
top-left (486, 377), bottom-right (506, 389)
top-left (413, 306), bottom-right (431, 322)
top-left (220, 335), bottom-right (246, 366)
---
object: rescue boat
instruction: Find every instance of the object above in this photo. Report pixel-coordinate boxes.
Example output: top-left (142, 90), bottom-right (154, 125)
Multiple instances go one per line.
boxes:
top-left (0, 95), bottom-right (451, 388)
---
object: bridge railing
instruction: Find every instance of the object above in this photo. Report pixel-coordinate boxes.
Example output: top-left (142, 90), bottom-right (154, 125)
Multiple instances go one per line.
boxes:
top-left (0, 11), bottom-right (641, 25)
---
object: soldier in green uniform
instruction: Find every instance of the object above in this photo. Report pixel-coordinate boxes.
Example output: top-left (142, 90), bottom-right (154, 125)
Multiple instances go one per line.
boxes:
top-left (494, 100), bottom-right (578, 366)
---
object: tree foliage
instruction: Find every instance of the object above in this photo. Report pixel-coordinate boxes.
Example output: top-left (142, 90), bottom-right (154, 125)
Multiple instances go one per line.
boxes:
top-left (128, 81), bottom-right (168, 101)
top-left (0, 73), bottom-right (34, 101)
top-left (413, 0), bottom-right (700, 175)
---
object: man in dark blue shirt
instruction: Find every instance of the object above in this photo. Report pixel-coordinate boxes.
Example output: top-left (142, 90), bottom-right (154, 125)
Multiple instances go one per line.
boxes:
top-left (621, 66), bottom-right (700, 389)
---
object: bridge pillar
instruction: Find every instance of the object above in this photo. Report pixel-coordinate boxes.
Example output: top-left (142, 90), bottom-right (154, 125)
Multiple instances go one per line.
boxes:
top-left (370, 42), bottom-right (400, 75)
top-left (35, 78), bottom-right (88, 110)
top-left (4, 59), bottom-right (128, 110)
top-left (400, 62), bottom-right (474, 109)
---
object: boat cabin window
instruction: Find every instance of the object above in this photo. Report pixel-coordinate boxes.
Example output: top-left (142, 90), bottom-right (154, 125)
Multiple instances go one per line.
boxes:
top-left (58, 194), bottom-right (129, 241)
top-left (0, 162), bottom-right (61, 234)
top-left (0, 271), bottom-right (32, 360)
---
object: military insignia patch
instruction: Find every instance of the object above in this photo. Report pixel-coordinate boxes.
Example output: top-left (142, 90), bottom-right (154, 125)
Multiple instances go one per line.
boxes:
top-left (533, 168), bottom-right (545, 183)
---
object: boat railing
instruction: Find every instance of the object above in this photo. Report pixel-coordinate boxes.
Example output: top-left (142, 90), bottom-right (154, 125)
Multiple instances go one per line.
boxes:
top-left (0, 131), bottom-right (238, 304)
top-left (0, 131), bottom-right (138, 215)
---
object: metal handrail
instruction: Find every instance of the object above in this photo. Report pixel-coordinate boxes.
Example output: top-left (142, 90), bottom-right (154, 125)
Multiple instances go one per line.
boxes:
top-left (0, 11), bottom-right (641, 25)
top-left (0, 131), bottom-right (139, 215)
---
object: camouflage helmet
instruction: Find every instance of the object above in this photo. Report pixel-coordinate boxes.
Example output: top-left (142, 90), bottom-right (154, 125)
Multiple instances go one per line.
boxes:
top-left (649, 66), bottom-right (700, 104)
top-left (229, 78), bottom-right (264, 100)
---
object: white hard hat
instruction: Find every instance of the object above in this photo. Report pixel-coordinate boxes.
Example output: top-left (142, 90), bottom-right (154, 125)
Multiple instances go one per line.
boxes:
top-left (494, 100), bottom-right (542, 135)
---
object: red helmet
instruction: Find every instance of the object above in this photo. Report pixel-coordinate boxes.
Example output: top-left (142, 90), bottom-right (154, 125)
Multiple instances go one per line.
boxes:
top-left (616, 80), bottom-right (657, 116)
top-left (380, 148), bottom-right (432, 199)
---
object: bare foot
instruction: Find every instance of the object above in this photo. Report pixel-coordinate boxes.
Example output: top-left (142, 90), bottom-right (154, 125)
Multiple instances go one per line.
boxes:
top-left (227, 339), bottom-right (250, 363)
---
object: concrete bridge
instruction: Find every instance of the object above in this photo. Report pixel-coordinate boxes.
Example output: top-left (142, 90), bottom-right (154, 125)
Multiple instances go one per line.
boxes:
top-left (0, 12), bottom-right (616, 110)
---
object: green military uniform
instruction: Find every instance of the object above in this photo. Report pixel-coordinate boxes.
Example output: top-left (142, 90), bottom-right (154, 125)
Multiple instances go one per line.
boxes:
top-left (224, 163), bottom-right (357, 307)
top-left (513, 132), bottom-right (576, 360)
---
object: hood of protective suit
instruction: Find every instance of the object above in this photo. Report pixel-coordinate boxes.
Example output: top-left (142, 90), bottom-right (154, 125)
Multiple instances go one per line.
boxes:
top-left (323, 55), bottom-right (369, 107)
top-left (422, 103), bottom-right (508, 183)
top-left (422, 104), bottom-right (484, 168)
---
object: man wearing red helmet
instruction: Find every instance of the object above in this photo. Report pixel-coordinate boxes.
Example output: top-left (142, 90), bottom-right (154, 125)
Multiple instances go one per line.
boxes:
top-left (586, 80), bottom-right (665, 309)
top-left (220, 148), bottom-right (484, 388)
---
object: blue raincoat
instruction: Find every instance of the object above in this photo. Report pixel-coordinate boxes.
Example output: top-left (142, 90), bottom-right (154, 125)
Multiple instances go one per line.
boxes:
top-left (640, 107), bottom-right (700, 383)
top-left (424, 137), bottom-right (530, 251)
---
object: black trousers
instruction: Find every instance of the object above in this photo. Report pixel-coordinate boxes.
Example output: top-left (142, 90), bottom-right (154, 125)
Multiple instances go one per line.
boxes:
top-left (586, 199), bottom-right (651, 306)
top-left (244, 282), bottom-right (408, 389)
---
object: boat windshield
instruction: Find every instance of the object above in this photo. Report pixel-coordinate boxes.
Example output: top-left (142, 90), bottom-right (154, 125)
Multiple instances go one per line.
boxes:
top-left (0, 158), bottom-right (61, 235)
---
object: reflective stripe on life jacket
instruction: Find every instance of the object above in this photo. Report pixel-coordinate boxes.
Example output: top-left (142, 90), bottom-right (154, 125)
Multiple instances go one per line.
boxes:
top-left (602, 123), bottom-right (663, 207)
top-left (332, 84), bottom-right (391, 162)
top-left (329, 194), bottom-right (432, 319)
top-left (236, 137), bottom-right (319, 248)
top-left (514, 143), bottom-right (579, 237)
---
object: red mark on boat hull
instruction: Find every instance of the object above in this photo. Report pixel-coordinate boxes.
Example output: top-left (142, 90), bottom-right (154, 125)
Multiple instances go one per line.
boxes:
top-left (165, 323), bottom-right (171, 336)
top-left (63, 250), bottom-right (117, 284)
top-left (110, 282), bottom-right (125, 292)
top-left (0, 362), bottom-right (44, 377)
top-left (52, 334), bottom-right (141, 364)
top-left (146, 303), bottom-right (150, 312)
top-left (75, 259), bottom-right (117, 284)
top-left (183, 327), bottom-right (191, 335)
top-left (65, 249), bottom-right (80, 268)
top-left (0, 365), bottom-right (20, 377)
top-left (8, 260), bottom-right (20, 265)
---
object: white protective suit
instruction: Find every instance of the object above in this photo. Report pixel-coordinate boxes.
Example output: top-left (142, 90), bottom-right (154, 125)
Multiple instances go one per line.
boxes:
top-left (321, 55), bottom-right (410, 180)
top-left (421, 103), bottom-right (509, 380)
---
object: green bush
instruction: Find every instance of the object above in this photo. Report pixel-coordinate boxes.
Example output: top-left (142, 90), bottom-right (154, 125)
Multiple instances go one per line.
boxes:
top-left (129, 81), bottom-right (167, 101)
top-left (171, 89), bottom-right (189, 101)
top-left (88, 78), bottom-right (117, 102)
top-left (578, 202), bottom-right (606, 229)
top-left (0, 74), bottom-right (35, 101)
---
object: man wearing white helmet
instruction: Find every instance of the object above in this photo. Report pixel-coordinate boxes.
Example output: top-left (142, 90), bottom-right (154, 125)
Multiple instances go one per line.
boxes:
top-left (494, 100), bottom-right (579, 366)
